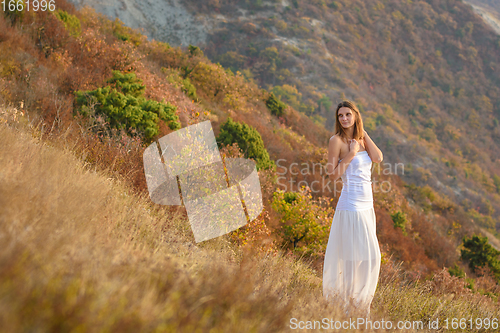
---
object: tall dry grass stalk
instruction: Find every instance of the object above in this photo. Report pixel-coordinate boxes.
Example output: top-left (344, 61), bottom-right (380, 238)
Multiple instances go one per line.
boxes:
top-left (1, 105), bottom-right (499, 332)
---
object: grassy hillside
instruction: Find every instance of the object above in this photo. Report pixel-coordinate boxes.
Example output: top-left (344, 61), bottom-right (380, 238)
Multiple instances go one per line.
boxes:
top-left (1, 1), bottom-right (500, 328)
top-left (1, 104), bottom-right (499, 331)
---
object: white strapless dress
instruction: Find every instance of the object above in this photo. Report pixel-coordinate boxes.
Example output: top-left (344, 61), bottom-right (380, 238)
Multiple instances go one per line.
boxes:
top-left (323, 150), bottom-right (381, 315)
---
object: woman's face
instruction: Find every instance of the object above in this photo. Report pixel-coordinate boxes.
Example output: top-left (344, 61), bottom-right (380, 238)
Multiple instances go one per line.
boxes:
top-left (338, 107), bottom-right (355, 128)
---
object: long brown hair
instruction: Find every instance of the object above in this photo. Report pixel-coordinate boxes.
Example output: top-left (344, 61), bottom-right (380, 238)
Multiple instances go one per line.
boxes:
top-left (335, 100), bottom-right (365, 143)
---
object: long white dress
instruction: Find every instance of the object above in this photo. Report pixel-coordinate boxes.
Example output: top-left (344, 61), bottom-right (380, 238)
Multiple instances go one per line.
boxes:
top-left (323, 150), bottom-right (381, 316)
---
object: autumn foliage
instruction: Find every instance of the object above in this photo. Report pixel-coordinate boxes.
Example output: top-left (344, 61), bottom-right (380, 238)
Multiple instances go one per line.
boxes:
top-left (1, 0), bottom-right (499, 303)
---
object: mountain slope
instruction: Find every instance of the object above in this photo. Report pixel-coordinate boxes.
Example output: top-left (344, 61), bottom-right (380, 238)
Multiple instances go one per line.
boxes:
top-left (69, 0), bottom-right (500, 241)
top-left (68, 0), bottom-right (209, 46)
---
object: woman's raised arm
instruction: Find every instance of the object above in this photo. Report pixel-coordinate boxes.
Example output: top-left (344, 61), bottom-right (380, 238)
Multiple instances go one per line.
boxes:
top-left (363, 131), bottom-right (383, 163)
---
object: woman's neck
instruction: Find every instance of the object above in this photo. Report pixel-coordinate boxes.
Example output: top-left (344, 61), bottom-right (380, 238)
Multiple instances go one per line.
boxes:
top-left (344, 127), bottom-right (354, 139)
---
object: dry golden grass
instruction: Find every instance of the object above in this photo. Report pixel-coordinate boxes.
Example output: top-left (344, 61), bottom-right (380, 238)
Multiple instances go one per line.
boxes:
top-left (1, 105), bottom-right (499, 332)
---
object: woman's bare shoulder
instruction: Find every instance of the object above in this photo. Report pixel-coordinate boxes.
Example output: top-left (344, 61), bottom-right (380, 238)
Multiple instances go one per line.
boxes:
top-left (330, 135), bottom-right (346, 148)
top-left (329, 134), bottom-right (342, 142)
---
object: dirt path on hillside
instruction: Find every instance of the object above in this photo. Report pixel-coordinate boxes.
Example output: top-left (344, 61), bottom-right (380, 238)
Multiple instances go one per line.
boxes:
top-left (479, 228), bottom-right (500, 251)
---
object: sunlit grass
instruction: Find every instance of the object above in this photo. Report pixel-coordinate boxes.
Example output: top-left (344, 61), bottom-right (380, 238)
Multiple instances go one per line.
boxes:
top-left (0, 105), bottom-right (499, 332)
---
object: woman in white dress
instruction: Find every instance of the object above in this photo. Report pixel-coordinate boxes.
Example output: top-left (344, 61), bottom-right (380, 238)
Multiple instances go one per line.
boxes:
top-left (323, 100), bottom-right (383, 317)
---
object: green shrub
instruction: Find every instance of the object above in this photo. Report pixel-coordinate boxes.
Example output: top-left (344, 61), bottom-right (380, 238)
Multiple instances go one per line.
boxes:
top-left (181, 78), bottom-right (198, 101)
top-left (107, 71), bottom-right (145, 97)
top-left (55, 10), bottom-right (81, 37)
top-left (217, 117), bottom-right (274, 170)
top-left (391, 211), bottom-right (407, 236)
top-left (283, 191), bottom-right (299, 204)
top-left (461, 235), bottom-right (500, 282)
top-left (75, 71), bottom-right (180, 142)
top-left (448, 263), bottom-right (465, 278)
top-left (265, 93), bottom-right (286, 117)
top-left (272, 188), bottom-right (332, 258)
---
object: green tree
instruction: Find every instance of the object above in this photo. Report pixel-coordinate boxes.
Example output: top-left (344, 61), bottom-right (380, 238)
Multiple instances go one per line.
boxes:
top-left (75, 71), bottom-right (180, 142)
top-left (461, 235), bottom-right (500, 281)
top-left (217, 117), bottom-right (274, 170)
top-left (391, 211), bottom-right (407, 236)
top-left (188, 45), bottom-right (204, 57)
top-left (265, 93), bottom-right (286, 117)
top-left (272, 188), bottom-right (332, 258)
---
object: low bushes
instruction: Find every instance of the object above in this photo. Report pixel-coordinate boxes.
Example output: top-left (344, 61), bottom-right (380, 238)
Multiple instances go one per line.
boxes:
top-left (75, 70), bottom-right (180, 142)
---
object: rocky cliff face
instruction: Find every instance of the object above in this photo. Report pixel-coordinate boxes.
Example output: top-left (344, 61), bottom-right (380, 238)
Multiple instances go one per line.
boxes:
top-left (70, 0), bottom-right (500, 48)
top-left (68, 0), bottom-right (209, 46)
top-left (463, 0), bottom-right (500, 35)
